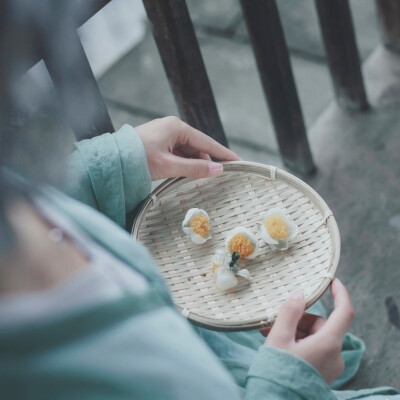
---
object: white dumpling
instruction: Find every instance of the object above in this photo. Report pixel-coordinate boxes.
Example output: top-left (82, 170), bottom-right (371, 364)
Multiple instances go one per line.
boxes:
top-left (182, 208), bottom-right (211, 244)
top-left (225, 226), bottom-right (258, 259)
top-left (258, 207), bottom-right (299, 251)
top-left (213, 265), bottom-right (238, 291)
top-left (211, 249), bottom-right (252, 291)
top-left (236, 268), bottom-right (251, 280)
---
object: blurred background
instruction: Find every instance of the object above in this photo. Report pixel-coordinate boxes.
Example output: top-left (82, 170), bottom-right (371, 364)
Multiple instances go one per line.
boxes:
top-left (4, 0), bottom-right (400, 390)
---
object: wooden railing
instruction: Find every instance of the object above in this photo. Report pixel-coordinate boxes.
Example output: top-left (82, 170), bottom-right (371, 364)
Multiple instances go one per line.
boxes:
top-left (1, 0), bottom-right (399, 175)
top-left (239, 0), bottom-right (315, 175)
top-left (142, 0), bottom-right (228, 147)
top-left (376, 0), bottom-right (400, 53)
top-left (315, 0), bottom-right (368, 111)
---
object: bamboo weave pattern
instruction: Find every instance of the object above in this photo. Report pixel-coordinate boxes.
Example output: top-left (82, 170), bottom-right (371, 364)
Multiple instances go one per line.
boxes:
top-left (133, 163), bottom-right (339, 331)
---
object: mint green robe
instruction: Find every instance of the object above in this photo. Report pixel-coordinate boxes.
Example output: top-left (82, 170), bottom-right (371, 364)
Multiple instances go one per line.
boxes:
top-left (0, 124), bottom-right (399, 399)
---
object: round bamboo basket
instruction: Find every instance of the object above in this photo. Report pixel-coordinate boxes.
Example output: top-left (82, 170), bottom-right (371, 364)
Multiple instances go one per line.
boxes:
top-left (132, 161), bottom-right (340, 331)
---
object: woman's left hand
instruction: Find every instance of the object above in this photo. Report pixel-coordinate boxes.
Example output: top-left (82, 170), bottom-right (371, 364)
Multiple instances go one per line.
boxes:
top-left (135, 116), bottom-right (241, 180)
top-left (261, 279), bottom-right (354, 384)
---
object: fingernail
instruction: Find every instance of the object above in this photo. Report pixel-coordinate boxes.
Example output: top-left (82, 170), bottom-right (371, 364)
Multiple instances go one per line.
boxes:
top-left (208, 163), bottom-right (223, 176)
top-left (290, 291), bottom-right (304, 301)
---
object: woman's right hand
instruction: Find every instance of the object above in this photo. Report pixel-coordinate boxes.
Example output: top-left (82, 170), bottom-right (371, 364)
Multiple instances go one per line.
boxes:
top-left (135, 116), bottom-right (240, 180)
top-left (262, 278), bottom-right (354, 384)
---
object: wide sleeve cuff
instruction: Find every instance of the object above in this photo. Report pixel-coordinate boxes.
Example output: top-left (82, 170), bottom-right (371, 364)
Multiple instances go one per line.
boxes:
top-left (72, 125), bottom-right (151, 228)
top-left (113, 124), bottom-right (151, 214)
top-left (245, 346), bottom-right (336, 400)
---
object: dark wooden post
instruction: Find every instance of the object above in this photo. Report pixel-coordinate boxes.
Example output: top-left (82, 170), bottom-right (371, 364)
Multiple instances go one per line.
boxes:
top-left (315, 0), bottom-right (368, 111)
top-left (240, 0), bottom-right (315, 176)
top-left (376, 0), bottom-right (400, 53)
top-left (73, 0), bottom-right (112, 26)
top-left (142, 0), bottom-right (228, 147)
top-left (38, 2), bottom-right (114, 140)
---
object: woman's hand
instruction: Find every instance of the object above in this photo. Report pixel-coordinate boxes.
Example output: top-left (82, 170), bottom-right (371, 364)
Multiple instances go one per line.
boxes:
top-left (262, 278), bottom-right (354, 384)
top-left (135, 116), bottom-right (241, 180)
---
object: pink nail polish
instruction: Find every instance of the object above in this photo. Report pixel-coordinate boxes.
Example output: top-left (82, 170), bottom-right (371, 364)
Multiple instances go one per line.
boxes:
top-left (209, 163), bottom-right (223, 176)
top-left (290, 291), bottom-right (304, 301)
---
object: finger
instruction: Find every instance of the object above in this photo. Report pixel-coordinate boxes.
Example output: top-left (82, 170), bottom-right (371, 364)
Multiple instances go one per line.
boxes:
top-left (310, 316), bottom-right (326, 334)
top-left (320, 278), bottom-right (354, 338)
top-left (175, 143), bottom-right (203, 157)
top-left (174, 144), bottom-right (211, 161)
top-left (295, 314), bottom-right (326, 340)
top-left (174, 144), bottom-right (198, 158)
top-left (296, 313), bottom-right (326, 334)
top-left (268, 291), bottom-right (305, 344)
top-left (295, 330), bottom-right (308, 341)
top-left (262, 325), bottom-right (313, 341)
top-left (165, 154), bottom-right (223, 179)
top-left (179, 148), bottom-right (212, 161)
top-left (174, 149), bottom-right (211, 161)
top-left (179, 123), bottom-right (241, 161)
top-left (260, 327), bottom-right (271, 337)
top-left (197, 152), bottom-right (211, 161)
top-left (173, 148), bottom-right (191, 159)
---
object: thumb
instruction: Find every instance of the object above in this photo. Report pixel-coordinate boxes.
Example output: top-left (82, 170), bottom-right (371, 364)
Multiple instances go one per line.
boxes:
top-left (268, 292), bottom-right (305, 344)
top-left (167, 155), bottom-right (223, 178)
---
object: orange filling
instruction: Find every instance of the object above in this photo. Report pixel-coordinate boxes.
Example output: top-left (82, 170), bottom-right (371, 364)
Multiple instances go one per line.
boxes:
top-left (228, 233), bottom-right (254, 258)
top-left (189, 214), bottom-right (210, 238)
top-left (264, 215), bottom-right (289, 241)
top-left (211, 263), bottom-right (218, 273)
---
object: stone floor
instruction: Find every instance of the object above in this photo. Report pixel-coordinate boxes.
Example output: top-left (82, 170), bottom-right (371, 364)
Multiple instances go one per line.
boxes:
top-left (25, 0), bottom-right (400, 391)
top-left (308, 46), bottom-right (400, 389)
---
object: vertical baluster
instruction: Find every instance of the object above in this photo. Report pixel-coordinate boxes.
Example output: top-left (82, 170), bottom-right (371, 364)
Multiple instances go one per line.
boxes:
top-left (74, 0), bottom-right (112, 27)
top-left (240, 0), bottom-right (315, 175)
top-left (315, 0), bottom-right (368, 111)
top-left (376, 0), bottom-right (400, 53)
top-left (142, 0), bottom-right (228, 147)
top-left (39, 2), bottom-right (114, 140)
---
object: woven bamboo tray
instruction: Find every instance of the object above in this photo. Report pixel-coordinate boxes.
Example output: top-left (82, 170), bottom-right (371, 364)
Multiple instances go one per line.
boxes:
top-left (132, 161), bottom-right (340, 331)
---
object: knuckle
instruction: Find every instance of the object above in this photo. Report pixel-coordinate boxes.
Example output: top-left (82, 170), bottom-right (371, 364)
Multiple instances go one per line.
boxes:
top-left (348, 307), bottom-right (355, 323)
top-left (329, 341), bottom-right (342, 355)
top-left (158, 152), bottom-right (170, 163)
top-left (333, 342), bottom-right (342, 355)
top-left (336, 357), bottom-right (345, 376)
top-left (163, 115), bottom-right (182, 128)
top-left (193, 160), bottom-right (205, 176)
top-left (265, 336), bottom-right (288, 349)
top-left (149, 152), bottom-right (164, 169)
top-left (322, 337), bottom-right (342, 355)
top-left (281, 301), bottom-right (302, 316)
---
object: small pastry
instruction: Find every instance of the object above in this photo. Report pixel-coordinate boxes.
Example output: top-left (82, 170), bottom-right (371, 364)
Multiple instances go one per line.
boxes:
top-left (258, 207), bottom-right (299, 250)
top-left (182, 208), bottom-right (211, 244)
top-left (225, 226), bottom-right (258, 259)
top-left (211, 249), bottom-right (251, 291)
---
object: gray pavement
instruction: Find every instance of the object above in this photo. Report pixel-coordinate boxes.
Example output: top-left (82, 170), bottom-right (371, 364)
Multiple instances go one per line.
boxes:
top-left (187, 0), bottom-right (379, 62)
top-left (309, 46), bottom-right (400, 389)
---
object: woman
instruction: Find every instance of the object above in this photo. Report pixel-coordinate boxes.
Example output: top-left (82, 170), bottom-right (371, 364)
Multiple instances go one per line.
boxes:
top-left (0, 115), bottom-right (396, 399)
top-left (0, 2), bottom-right (399, 398)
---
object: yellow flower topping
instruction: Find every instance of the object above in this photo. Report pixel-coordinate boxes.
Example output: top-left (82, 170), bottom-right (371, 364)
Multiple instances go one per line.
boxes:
top-left (264, 215), bottom-right (289, 241)
top-left (228, 233), bottom-right (255, 258)
top-left (189, 214), bottom-right (210, 238)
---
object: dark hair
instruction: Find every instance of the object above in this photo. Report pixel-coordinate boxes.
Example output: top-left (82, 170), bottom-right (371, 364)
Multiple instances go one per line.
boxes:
top-left (0, 83), bottom-right (19, 256)
top-left (0, 0), bottom-right (87, 255)
top-left (0, 111), bottom-right (26, 255)
top-left (0, 0), bottom-right (57, 255)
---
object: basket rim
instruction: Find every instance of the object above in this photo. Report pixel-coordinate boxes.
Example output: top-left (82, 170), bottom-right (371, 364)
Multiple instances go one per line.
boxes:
top-left (132, 161), bottom-right (340, 331)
